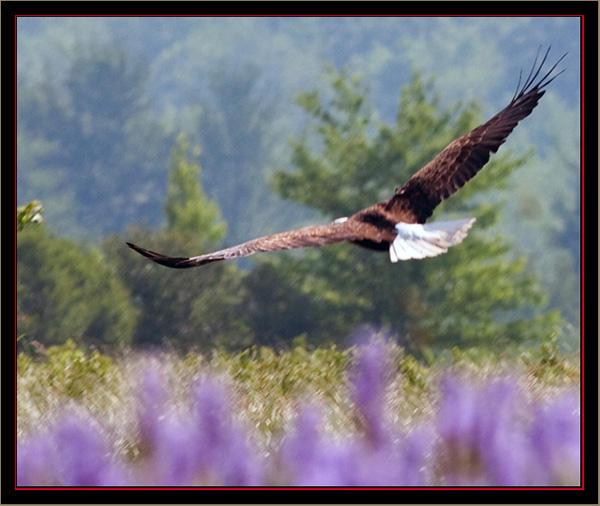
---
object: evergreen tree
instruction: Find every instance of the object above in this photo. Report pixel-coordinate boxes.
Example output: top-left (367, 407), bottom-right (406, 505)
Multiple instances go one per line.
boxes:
top-left (104, 135), bottom-right (251, 351)
top-left (269, 67), bottom-right (560, 349)
top-left (164, 133), bottom-right (227, 243)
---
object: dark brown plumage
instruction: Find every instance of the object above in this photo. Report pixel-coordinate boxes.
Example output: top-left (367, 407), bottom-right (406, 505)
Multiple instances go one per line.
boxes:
top-left (127, 48), bottom-right (565, 269)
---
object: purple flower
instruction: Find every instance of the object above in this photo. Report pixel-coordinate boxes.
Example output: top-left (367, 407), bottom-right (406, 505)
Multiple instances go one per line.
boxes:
top-left (53, 417), bottom-right (121, 486)
top-left (17, 432), bottom-right (58, 486)
top-left (192, 379), bottom-right (232, 471)
top-left (279, 405), bottom-right (321, 471)
top-left (131, 373), bottom-right (260, 486)
top-left (135, 362), bottom-right (168, 456)
top-left (436, 376), bottom-right (529, 486)
top-left (18, 416), bottom-right (123, 486)
top-left (145, 418), bottom-right (198, 485)
top-left (220, 426), bottom-right (261, 486)
top-left (278, 416), bottom-right (359, 487)
top-left (190, 378), bottom-right (258, 485)
top-left (350, 332), bottom-right (392, 447)
top-left (529, 393), bottom-right (581, 485)
top-left (276, 332), bottom-right (433, 487)
top-left (399, 424), bottom-right (436, 485)
top-left (277, 405), bottom-right (335, 485)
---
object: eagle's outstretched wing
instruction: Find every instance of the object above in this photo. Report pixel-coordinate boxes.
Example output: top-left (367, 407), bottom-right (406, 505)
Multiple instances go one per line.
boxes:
top-left (383, 47), bottom-right (566, 224)
top-left (126, 221), bottom-right (364, 268)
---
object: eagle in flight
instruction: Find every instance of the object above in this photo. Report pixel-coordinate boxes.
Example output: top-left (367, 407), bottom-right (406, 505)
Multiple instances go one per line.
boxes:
top-left (127, 48), bottom-right (565, 269)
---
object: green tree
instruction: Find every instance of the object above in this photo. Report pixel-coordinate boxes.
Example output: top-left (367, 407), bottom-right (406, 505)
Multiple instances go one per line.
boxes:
top-left (269, 67), bottom-right (560, 350)
top-left (105, 135), bottom-right (251, 351)
top-left (17, 225), bottom-right (139, 349)
top-left (500, 95), bottom-right (580, 341)
top-left (164, 133), bottom-right (226, 243)
top-left (241, 261), bottom-right (324, 348)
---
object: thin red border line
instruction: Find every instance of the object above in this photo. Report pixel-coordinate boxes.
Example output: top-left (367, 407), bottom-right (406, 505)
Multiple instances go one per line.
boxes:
top-left (15, 486), bottom-right (586, 491)
top-left (579, 13), bottom-right (584, 491)
top-left (14, 12), bottom-right (19, 492)
top-left (11, 14), bottom-right (588, 16)
top-left (14, 34), bottom-right (585, 494)
top-left (17, 485), bottom-right (583, 492)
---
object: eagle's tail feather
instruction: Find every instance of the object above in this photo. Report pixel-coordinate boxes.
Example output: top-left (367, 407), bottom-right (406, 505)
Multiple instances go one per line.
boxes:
top-left (389, 218), bottom-right (476, 262)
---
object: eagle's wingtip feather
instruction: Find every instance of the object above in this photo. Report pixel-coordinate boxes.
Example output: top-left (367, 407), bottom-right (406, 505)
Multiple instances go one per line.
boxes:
top-left (125, 241), bottom-right (192, 268)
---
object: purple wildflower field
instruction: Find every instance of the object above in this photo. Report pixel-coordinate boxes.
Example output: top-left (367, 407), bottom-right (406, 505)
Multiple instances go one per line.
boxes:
top-left (17, 336), bottom-right (580, 487)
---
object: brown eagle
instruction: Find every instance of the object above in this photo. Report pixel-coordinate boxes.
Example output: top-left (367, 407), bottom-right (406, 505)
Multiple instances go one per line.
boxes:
top-left (127, 48), bottom-right (565, 269)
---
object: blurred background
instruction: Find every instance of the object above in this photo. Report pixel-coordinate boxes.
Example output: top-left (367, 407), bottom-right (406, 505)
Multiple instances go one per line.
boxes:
top-left (16, 17), bottom-right (581, 354)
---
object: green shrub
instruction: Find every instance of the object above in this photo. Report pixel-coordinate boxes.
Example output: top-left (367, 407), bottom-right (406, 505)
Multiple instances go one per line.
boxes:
top-left (17, 225), bottom-right (139, 348)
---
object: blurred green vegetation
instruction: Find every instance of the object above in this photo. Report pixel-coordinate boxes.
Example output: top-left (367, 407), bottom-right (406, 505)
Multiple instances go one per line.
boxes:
top-left (17, 224), bottom-right (139, 349)
top-left (17, 339), bottom-right (116, 399)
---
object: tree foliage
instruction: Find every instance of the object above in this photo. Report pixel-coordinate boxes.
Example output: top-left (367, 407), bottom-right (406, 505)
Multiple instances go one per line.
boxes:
top-left (104, 135), bottom-right (251, 351)
top-left (241, 260), bottom-right (324, 348)
top-left (164, 133), bottom-right (227, 243)
top-left (269, 67), bottom-right (561, 349)
top-left (17, 201), bottom-right (44, 232)
top-left (103, 229), bottom-right (250, 351)
top-left (17, 225), bottom-right (138, 349)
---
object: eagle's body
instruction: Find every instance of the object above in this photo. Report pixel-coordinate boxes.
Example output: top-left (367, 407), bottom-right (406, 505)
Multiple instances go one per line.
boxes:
top-left (127, 48), bottom-right (565, 269)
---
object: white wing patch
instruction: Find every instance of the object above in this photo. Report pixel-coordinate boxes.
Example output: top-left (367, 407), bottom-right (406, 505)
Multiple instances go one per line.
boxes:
top-left (389, 218), bottom-right (476, 262)
top-left (333, 217), bottom-right (348, 224)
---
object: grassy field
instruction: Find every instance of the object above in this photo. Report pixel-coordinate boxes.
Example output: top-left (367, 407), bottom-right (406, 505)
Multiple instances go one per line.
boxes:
top-left (16, 334), bottom-right (580, 486)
